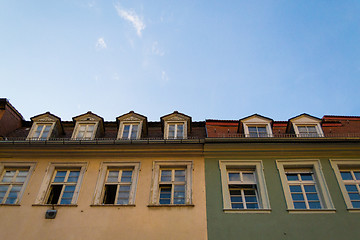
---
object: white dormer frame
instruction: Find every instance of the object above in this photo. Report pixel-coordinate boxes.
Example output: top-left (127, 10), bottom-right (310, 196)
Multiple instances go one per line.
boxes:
top-left (241, 115), bottom-right (273, 138)
top-left (162, 112), bottom-right (191, 140)
top-left (71, 112), bottom-right (103, 140)
top-left (117, 112), bottom-right (147, 140)
top-left (27, 113), bottom-right (61, 140)
top-left (290, 114), bottom-right (324, 138)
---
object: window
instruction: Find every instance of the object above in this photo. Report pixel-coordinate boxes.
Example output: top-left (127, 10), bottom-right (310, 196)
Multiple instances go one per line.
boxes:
top-left (149, 161), bottom-right (192, 206)
top-left (71, 111), bottom-right (104, 140)
top-left (121, 124), bottom-right (139, 140)
top-left (75, 124), bottom-right (95, 140)
top-left (31, 124), bottom-right (52, 140)
top-left (240, 114), bottom-right (273, 138)
top-left (117, 111), bottom-right (147, 140)
top-left (297, 126), bottom-right (319, 137)
top-left (47, 169), bottom-right (81, 204)
top-left (161, 111), bottom-right (191, 140)
top-left (219, 160), bottom-right (270, 212)
top-left (289, 114), bottom-right (324, 138)
top-left (159, 169), bottom-right (186, 204)
top-left (35, 163), bottom-right (87, 205)
top-left (248, 126), bottom-right (268, 138)
top-left (167, 124), bottom-right (184, 139)
top-left (276, 160), bottom-right (334, 212)
top-left (0, 162), bottom-right (35, 205)
top-left (330, 160), bottom-right (360, 210)
top-left (27, 112), bottom-right (62, 140)
top-left (93, 162), bottom-right (140, 205)
top-left (285, 170), bottom-right (321, 209)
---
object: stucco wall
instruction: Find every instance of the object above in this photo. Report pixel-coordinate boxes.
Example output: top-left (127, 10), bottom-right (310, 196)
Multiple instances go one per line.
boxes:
top-left (205, 142), bottom-right (360, 240)
top-left (0, 144), bottom-right (207, 240)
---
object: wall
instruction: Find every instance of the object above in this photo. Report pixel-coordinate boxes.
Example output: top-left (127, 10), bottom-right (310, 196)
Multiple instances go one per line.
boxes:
top-left (205, 142), bottom-right (360, 240)
top-left (0, 143), bottom-right (207, 240)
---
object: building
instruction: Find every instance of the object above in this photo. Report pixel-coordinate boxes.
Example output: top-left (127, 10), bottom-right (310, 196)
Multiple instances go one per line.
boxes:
top-left (0, 98), bottom-right (360, 240)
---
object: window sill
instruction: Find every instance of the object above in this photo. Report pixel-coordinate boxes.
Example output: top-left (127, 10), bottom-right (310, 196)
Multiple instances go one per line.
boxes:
top-left (347, 208), bottom-right (360, 213)
top-left (147, 204), bottom-right (194, 207)
top-left (90, 204), bottom-right (135, 207)
top-left (32, 204), bottom-right (78, 207)
top-left (223, 209), bottom-right (271, 214)
top-left (0, 204), bottom-right (21, 206)
top-left (287, 209), bottom-right (336, 214)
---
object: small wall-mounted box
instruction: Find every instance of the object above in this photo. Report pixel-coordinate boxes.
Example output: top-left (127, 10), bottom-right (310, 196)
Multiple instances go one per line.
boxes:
top-left (45, 209), bottom-right (57, 219)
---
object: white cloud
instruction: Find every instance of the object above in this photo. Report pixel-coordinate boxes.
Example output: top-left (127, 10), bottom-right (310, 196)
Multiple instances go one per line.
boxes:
top-left (161, 71), bottom-right (169, 82)
top-left (96, 37), bottom-right (107, 50)
top-left (115, 4), bottom-right (145, 37)
top-left (152, 41), bottom-right (165, 56)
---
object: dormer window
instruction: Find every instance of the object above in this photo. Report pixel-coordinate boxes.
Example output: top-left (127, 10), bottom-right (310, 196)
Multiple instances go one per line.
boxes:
top-left (121, 124), bottom-right (139, 139)
top-left (288, 114), bottom-right (324, 138)
top-left (297, 126), bottom-right (318, 137)
top-left (27, 112), bottom-right (62, 140)
top-left (75, 124), bottom-right (96, 140)
top-left (168, 123), bottom-right (184, 139)
top-left (240, 114), bottom-right (273, 138)
top-left (161, 111), bottom-right (191, 140)
top-left (33, 124), bottom-right (52, 140)
top-left (117, 111), bottom-right (147, 140)
top-left (71, 112), bottom-right (104, 140)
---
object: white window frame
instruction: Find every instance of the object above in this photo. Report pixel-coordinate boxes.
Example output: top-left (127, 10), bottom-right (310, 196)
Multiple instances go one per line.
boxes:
top-left (0, 162), bottom-right (36, 205)
top-left (34, 162), bottom-right (87, 205)
top-left (93, 162), bottom-right (140, 205)
top-left (330, 159), bottom-right (360, 212)
top-left (164, 122), bottom-right (186, 139)
top-left (219, 160), bottom-right (271, 213)
top-left (244, 125), bottom-right (272, 138)
top-left (117, 122), bottom-right (142, 140)
top-left (149, 161), bottom-right (192, 206)
top-left (276, 159), bottom-right (334, 213)
top-left (27, 122), bottom-right (55, 140)
top-left (72, 122), bottom-right (98, 140)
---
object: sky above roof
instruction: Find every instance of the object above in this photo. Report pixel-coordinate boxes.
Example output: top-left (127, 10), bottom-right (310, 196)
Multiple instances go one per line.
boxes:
top-left (1, 1), bottom-right (359, 121)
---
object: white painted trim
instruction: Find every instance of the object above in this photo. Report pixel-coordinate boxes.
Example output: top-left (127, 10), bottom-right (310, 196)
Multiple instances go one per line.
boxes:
top-left (219, 160), bottom-right (271, 211)
top-left (92, 162), bottom-right (141, 205)
top-left (276, 159), bottom-right (334, 210)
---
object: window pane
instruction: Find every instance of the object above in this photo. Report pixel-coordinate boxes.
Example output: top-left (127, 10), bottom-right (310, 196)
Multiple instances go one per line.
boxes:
top-left (175, 170), bottom-right (185, 182)
top-left (306, 193), bottom-right (320, 201)
top-left (354, 171), bottom-right (360, 180)
top-left (176, 125), bottom-right (184, 139)
top-left (130, 125), bottom-right (138, 139)
top-left (300, 173), bottom-right (313, 181)
top-left (246, 203), bottom-right (259, 209)
top-left (349, 193), bottom-right (360, 200)
top-left (121, 171), bottom-right (132, 182)
top-left (228, 173), bottom-right (240, 181)
top-left (341, 171), bottom-right (353, 180)
top-left (54, 171), bottom-right (67, 182)
top-left (107, 171), bottom-right (119, 182)
top-left (161, 170), bottom-right (172, 182)
top-left (304, 185), bottom-right (316, 193)
top-left (168, 125), bottom-right (175, 138)
top-left (67, 171), bottom-right (80, 183)
top-left (294, 202), bottom-right (306, 209)
top-left (232, 203), bottom-right (244, 209)
top-left (286, 174), bottom-right (298, 181)
top-left (289, 185), bottom-right (302, 193)
top-left (352, 201), bottom-right (360, 208)
top-left (243, 173), bottom-right (255, 183)
top-left (308, 201), bottom-right (322, 209)
top-left (291, 193), bottom-right (304, 201)
top-left (87, 125), bottom-right (94, 132)
top-left (345, 184), bottom-right (357, 192)
top-left (122, 125), bottom-right (130, 139)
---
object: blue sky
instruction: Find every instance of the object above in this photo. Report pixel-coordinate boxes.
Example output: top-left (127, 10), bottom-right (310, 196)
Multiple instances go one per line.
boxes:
top-left (1, 1), bottom-right (359, 121)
